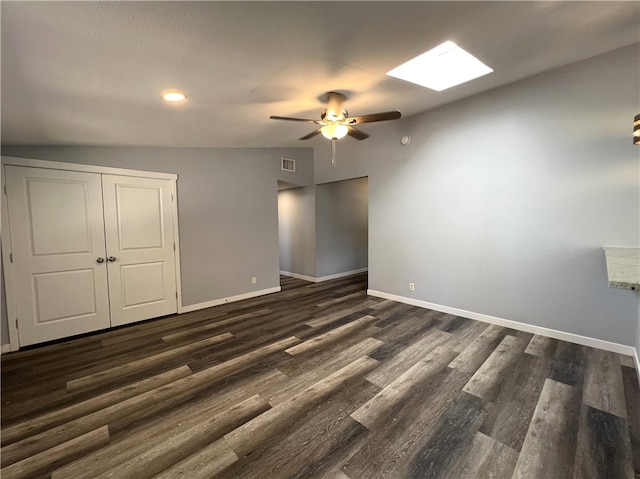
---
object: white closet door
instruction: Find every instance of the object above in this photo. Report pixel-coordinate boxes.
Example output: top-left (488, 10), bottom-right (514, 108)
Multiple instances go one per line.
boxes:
top-left (5, 166), bottom-right (111, 346)
top-left (102, 175), bottom-right (177, 326)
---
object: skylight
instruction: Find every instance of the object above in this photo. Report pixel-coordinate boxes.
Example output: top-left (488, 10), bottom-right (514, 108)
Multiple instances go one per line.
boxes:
top-left (386, 41), bottom-right (493, 92)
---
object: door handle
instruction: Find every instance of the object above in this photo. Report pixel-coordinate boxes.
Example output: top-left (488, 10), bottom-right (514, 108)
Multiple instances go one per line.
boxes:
top-left (107, 256), bottom-right (117, 262)
top-left (96, 257), bottom-right (105, 263)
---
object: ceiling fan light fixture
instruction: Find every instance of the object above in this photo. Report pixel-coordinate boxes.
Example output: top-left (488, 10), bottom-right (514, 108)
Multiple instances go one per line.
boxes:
top-left (270, 91), bottom-right (399, 142)
top-left (321, 123), bottom-right (349, 140)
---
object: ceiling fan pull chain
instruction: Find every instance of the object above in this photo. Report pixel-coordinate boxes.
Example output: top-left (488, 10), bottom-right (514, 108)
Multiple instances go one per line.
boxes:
top-left (331, 138), bottom-right (336, 167)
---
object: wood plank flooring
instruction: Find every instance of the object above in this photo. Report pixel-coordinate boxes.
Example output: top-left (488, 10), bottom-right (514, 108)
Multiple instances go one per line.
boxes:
top-left (1, 273), bottom-right (638, 479)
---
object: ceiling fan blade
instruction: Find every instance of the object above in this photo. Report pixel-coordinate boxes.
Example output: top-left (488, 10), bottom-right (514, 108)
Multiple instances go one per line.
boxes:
top-left (299, 128), bottom-right (322, 140)
top-left (347, 126), bottom-right (370, 140)
top-left (270, 115), bottom-right (320, 124)
top-left (346, 110), bottom-right (402, 124)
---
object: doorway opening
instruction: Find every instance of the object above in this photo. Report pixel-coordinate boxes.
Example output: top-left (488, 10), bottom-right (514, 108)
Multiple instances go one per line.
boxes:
top-left (277, 177), bottom-right (368, 285)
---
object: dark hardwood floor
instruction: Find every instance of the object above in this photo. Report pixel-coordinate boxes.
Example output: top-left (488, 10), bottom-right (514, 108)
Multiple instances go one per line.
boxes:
top-left (1, 273), bottom-right (638, 478)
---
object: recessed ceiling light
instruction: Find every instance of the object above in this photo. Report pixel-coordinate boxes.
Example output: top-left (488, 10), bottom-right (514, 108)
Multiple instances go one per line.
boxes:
top-left (162, 91), bottom-right (187, 103)
top-left (386, 41), bottom-right (493, 92)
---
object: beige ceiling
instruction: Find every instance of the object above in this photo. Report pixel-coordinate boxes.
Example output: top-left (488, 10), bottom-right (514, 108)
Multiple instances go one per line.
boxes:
top-left (2, 1), bottom-right (638, 148)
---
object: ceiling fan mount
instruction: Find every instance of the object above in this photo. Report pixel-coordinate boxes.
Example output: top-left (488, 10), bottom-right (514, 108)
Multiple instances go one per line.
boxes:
top-left (270, 91), bottom-right (401, 141)
top-left (320, 108), bottom-right (349, 122)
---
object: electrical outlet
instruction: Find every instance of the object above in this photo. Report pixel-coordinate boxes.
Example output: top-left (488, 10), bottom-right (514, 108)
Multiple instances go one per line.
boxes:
top-left (252, 276), bottom-right (257, 284)
top-left (409, 282), bottom-right (415, 292)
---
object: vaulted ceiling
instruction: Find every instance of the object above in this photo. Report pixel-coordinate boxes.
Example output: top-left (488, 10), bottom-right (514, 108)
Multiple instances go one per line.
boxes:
top-left (2, 1), bottom-right (638, 148)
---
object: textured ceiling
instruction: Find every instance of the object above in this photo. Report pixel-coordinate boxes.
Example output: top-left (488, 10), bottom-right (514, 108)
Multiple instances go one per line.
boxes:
top-left (2, 1), bottom-right (638, 148)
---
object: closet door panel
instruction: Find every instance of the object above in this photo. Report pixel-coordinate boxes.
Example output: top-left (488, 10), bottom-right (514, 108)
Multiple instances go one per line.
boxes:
top-left (102, 175), bottom-right (177, 326)
top-left (5, 166), bottom-right (111, 346)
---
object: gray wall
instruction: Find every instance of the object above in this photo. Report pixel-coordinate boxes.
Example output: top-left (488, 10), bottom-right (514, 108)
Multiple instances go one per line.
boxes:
top-left (1, 146), bottom-right (314, 345)
top-left (278, 186), bottom-right (317, 277)
top-left (315, 177), bottom-right (368, 278)
top-left (315, 44), bottom-right (640, 346)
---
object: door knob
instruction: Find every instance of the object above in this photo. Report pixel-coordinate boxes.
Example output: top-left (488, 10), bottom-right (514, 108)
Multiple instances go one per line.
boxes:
top-left (96, 257), bottom-right (105, 263)
top-left (107, 256), bottom-right (117, 262)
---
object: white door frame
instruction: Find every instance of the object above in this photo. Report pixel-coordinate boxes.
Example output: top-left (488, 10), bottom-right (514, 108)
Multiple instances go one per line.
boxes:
top-left (1, 156), bottom-right (183, 352)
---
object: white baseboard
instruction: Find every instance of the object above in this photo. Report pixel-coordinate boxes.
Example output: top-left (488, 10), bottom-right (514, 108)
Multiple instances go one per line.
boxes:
top-left (367, 289), bottom-right (637, 357)
top-left (1, 344), bottom-right (12, 354)
top-left (281, 268), bottom-right (368, 283)
top-left (279, 271), bottom-right (317, 282)
top-left (181, 286), bottom-right (281, 313)
top-left (316, 268), bottom-right (368, 282)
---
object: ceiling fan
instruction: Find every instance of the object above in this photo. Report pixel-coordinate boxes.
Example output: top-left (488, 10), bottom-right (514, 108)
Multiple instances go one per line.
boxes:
top-left (270, 91), bottom-right (402, 142)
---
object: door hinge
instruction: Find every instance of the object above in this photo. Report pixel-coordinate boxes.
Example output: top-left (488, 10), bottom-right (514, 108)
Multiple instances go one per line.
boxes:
top-left (176, 291), bottom-right (178, 299)
top-left (173, 243), bottom-right (176, 251)
top-left (9, 253), bottom-right (13, 263)
top-left (15, 319), bottom-right (18, 330)
top-left (171, 194), bottom-right (174, 202)
top-left (3, 184), bottom-right (7, 195)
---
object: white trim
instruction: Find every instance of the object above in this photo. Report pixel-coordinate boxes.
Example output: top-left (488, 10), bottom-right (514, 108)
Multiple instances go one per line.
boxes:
top-left (1, 167), bottom-right (20, 352)
top-left (367, 289), bottom-right (637, 356)
top-left (181, 286), bottom-right (281, 313)
top-left (1, 156), bottom-right (177, 181)
top-left (171, 180), bottom-right (183, 314)
top-left (280, 271), bottom-right (317, 282)
top-left (1, 344), bottom-right (12, 354)
top-left (317, 268), bottom-right (368, 282)
top-left (280, 268), bottom-right (368, 283)
top-left (634, 346), bottom-right (640, 385)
